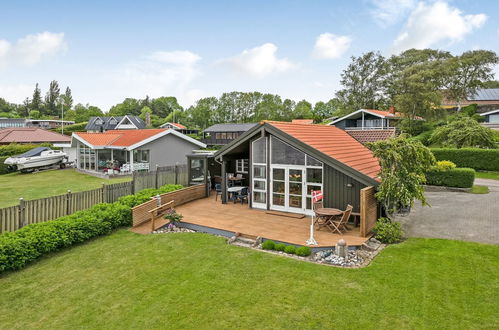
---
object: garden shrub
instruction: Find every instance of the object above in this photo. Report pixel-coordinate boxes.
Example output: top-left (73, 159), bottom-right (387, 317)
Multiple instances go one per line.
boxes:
top-left (0, 143), bottom-right (54, 157)
top-left (434, 160), bottom-right (456, 171)
top-left (0, 156), bottom-right (10, 174)
top-left (284, 245), bottom-right (296, 254)
top-left (261, 240), bottom-right (275, 250)
top-left (295, 246), bottom-right (311, 257)
top-left (0, 184), bottom-right (183, 273)
top-left (373, 218), bottom-right (403, 244)
top-left (425, 168), bottom-right (475, 188)
top-left (274, 243), bottom-right (286, 251)
top-left (117, 184), bottom-right (183, 208)
top-left (431, 148), bottom-right (499, 171)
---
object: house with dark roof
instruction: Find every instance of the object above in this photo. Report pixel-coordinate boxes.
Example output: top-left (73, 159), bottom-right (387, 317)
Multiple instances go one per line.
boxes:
top-left (329, 108), bottom-right (409, 130)
top-left (71, 128), bottom-right (206, 174)
top-left (202, 121), bottom-right (380, 216)
top-left (443, 88), bottom-right (499, 108)
top-left (479, 108), bottom-right (499, 130)
top-left (160, 122), bottom-right (199, 135)
top-left (201, 123), bottom-right (257, 146)
top-left (0, 128), bottom-right (71, 145)
top-left (85, 115), bottom-right (146, 132)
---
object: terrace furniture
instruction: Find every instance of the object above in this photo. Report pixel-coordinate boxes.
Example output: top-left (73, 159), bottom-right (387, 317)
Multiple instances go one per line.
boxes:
top-left (313, 201), bottom-right (328, 228)
top-left (315, 207), bottom-right (343, 231)
top-left (215, 183), bottom-right (222, 201)
top-left (234, 187), bottom-right (249, 204)
top-left (327, 205), bottom-right (353, 234)
top-left (227, 186), bottom-right (246, 202)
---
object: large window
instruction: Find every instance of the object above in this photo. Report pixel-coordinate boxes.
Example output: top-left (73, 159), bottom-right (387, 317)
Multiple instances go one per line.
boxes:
top-left (190, 158), bottom-right (205, 183)
top-left (133, 149), bottom-right (149, 163)
top-left (251, 137), bottom-right (267, 208)
top-left (271, 137), bottom-right (305, 165)
top-left (236, 159), bottom-right (248, 173)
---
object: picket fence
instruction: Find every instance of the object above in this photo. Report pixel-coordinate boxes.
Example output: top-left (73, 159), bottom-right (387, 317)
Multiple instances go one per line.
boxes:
top-left (0, 164), bottom-right (188, 233)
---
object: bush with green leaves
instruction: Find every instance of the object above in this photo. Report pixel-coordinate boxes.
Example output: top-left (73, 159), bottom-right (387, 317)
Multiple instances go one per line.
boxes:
top-left (0, 156), bottom-right (10, 174)
top-left (117, 184), bottom-right (183, 208)
top-left (434, 160), bottom-right (456, 171)
top-left (373, 218), bottom-right (404, 244)
top-left (295, 246), bottom-right (311, 257)
top-left (274, 243), bottom-right (286, 252)
top-left (0, 184), bottom-right (183, 273)
top-left (412, 130), bottom-right (434, 146)
top-left (261, 240), bottom-right (275, 250)
top-left (426, 168), bottom-right (475, 188)
top-left (430, 117), bottom-right (496, 149)
top-left (431, 148), bottom-right (499, 171)
top-left (164, 210), bottom-right (183, 223)
top-left (284, 245), bottom-right (296, 254)
top-left (0, 143), bottom-right (54, 157)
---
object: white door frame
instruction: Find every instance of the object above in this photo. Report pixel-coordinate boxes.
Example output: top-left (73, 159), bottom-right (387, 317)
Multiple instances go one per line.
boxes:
top-left (270, 165), bottom-right (307, 214)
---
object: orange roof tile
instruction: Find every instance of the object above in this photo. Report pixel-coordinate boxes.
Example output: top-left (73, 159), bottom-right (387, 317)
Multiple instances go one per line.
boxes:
top-left (266, 121), bottom-right (380, 180)
top-left (291, 119), bottom-right (314, 124)
top-left (74, 129), bottom-right (166, 147)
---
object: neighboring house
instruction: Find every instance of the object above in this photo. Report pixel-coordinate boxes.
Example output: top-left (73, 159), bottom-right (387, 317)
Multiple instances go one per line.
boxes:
top-left (346, 128), bottom-right (397, 144)
top-left (479, 109), bottom-right (499, 130)
top-left (329, 108), bottom-right (407, 130)
top-left (0, 127), bottom-right (71, 145)
top-left (202, 123), bottom-right (257, 146)
top-left (0, 118), bottom-right (74, 129)
top-left (85, 115), bottom-right (146, 132)
top-left (442, 88), bottom-right (499, 108)
top-left (209, 121), bottom-right (380, 216)
top-left (160, 122), bottom-right (199, 135)
top-left (71, 129), bottom-right (206, 174)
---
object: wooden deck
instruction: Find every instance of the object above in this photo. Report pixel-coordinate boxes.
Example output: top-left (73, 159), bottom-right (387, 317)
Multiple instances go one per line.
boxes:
top-left (132, 193), bottom-right (370, 247)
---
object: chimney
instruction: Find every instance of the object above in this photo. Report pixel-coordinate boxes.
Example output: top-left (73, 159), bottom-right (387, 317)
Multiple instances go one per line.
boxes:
top-left (145, 112), bottom-right (151, 127)
top-left (388, 106), bottom-right (396, 114)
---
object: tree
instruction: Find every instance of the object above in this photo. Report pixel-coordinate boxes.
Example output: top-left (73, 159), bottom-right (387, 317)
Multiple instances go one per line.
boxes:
top-left (443, 50), bottom-right (499, 109)
top-left (336, 51), bottom-right (388, 113)
top-left (73, 103), bottom-right (103, 123)
top-left (109, 98), bottom-right (142, 116)
top-left (430, 117), bottom-right (496, 148)
top-left (61, 87), bottom-right (73, 111)
top-left (312, 99), bottom-right (341, 123)
top-left (29, 110), bottom-right (41, 119)
top-left (139, 106), bottom-right (153, 127)
top-left (150, 96), bottom-right (183, 118)
top-left (31, 83), bottom-right (42, 113)
top-left (185, 97), bottom-right (218, 129)
top-left (292, 100), bottom-right (313, 119)
top-left (44, 80), bottom-right (60, 116)
top-left (482, 80), bottom-right (499, 88)
top-left (369, 136), bottom-right (436, 216)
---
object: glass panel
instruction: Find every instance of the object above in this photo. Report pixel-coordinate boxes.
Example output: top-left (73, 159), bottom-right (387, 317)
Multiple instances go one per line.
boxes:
top-left (289, 182), bottom-right (302, 195)
top-left (289, 169), bottom-right (302, 182)
top-left (253, 165), bottom-right (266, 179)
top-left (190, 159), bottom-right (205, 182)
top-left (252, 137), bottom-right (266, 164)
top-left (289, 195), bottom-right (302, 208)
top-left (307, 168), bottom-right (322, 183)
top-left (272, 168), bottom-right (285, 181)
top-left (307, 185), bottom-right (322, 195)
top-left (306, 197), bottom-right (312, 210)
top-left (273, 194), bottom-right (285, 206)
top-left (253, 191), bottom-right (266, 204)
top-left (253, 180), bottom-right (265, 191)
top-left (271, 137), bottom-right (305, 165)
top-left (307, 155), bottom-right (322, 167)
top-left (273, 181), bottom-right (285, 193)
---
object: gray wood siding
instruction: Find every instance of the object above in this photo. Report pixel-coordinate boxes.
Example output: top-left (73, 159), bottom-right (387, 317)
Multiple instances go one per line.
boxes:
top-left (323, 164), bottom-right (366, 213)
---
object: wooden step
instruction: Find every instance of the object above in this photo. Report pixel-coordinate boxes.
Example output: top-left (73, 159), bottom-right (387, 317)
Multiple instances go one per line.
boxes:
top-left (265, 210), bottom-right (305, 219)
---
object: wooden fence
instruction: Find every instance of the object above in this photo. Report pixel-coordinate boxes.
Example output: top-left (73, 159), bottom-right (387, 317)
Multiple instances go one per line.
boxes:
top-left (360, 186), bottom-right (378, 237)
top-left (0, 164), bottom-right (189, 233)
top-left (132, 184), bottom-right (207, 227)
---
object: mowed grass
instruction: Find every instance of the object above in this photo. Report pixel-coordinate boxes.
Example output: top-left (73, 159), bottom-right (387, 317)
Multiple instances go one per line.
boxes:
top-left (470, 185), bottom-right (490, 194)
top-left (0, 169), bottom-right (131, 207)
top-left (0, 231), bottom-right (497, 329)
top-left (475, 171), bottom-right (499, 180)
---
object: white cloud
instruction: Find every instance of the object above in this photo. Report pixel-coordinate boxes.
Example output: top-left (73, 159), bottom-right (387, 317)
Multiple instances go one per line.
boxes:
top-left (392, 1), bottom-right (487, 53)
top-left (146, 50), bottom-right (201, 66)
top-left (221, 43), bottom-right (296, 78)
top-left (0, 83), bottom-right (34, 104)
top-left (0, 32), bottom-right (66, 68)
top-left (370, 0), bottom-right (416, 26)
top-left (312, 33), bottom-right (351, 59)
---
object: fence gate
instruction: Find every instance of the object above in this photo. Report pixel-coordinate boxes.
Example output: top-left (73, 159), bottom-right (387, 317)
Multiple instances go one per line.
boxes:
top-left (360, 186), bottom-right (378, 237)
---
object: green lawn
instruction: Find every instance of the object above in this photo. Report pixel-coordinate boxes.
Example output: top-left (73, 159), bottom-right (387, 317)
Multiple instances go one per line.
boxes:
top-left (475, 171), bottom-right (499, 180)
top-left (0, 231), bottom-right (497, 329)
top-left (470, 185), bottom-right (490, 194)
top-left (0, 169), bottom-right (131, 208)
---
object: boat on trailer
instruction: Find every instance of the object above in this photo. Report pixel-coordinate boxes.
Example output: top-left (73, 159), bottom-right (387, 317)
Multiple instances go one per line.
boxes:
top-left (4, 147), bottom-right (68, 173)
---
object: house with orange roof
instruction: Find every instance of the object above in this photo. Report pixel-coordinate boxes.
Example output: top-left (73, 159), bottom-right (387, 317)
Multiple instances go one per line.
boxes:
top-left (205, 121), bottom-right (380, 216)
top-left (71, 128), bottom-right (206, 174)
top-left (160, 122), bottom-right (199, 135)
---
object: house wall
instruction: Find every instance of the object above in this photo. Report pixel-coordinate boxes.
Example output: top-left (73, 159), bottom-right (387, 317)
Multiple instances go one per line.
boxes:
top-left (137, 133), bottom-right (199, 167)
top-left (323, 164), bottom-right (366, 213)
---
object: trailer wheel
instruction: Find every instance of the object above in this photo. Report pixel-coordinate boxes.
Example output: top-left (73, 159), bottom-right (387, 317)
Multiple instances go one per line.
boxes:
top-left (59, 163), bottom-right (66, 169)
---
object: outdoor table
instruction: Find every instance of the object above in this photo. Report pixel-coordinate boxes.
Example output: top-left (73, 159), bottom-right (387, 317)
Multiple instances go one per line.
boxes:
top-left (228, 176), bottom-right (244, 186)
top-left (227, 186), bottom-right (247, 201)
top-left (314, 207), bottom-right (343, 230)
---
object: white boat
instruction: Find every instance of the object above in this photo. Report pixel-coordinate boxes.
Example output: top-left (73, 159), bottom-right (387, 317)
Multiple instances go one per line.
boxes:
top-left (4, 147), bottom-right (68, 172)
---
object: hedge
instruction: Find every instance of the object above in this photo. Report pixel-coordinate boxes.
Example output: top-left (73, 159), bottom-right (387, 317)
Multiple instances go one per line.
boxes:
top-left (0, 156), bottom-right (9, 175)
top-left (431, 148), bottom-right (499, 171)
top-left (425, 168), bottom-right (475, 188)
top-left (0, 184), bottom-right (183, 273)
top-left (0, 143), bottom-right (54, 157)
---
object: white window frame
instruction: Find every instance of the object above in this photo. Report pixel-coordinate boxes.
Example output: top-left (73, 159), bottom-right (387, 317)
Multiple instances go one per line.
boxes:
top-left (251, 137), bottom-right (267, 210)
top-left (236, 159), bottom-right (249, 174)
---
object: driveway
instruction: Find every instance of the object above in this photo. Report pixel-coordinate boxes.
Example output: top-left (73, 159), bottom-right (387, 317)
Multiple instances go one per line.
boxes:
top-left (394, 178), bottom-right (499, 245)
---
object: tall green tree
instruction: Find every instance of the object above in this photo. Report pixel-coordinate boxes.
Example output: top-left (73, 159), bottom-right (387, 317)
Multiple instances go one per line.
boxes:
top-left (31, 83), bottom-right (43, 113)
top-left (44, 80), bottom-right (60, 116)
top-left (292, 100), bottom-right (313, 119)
top-left (336, 51), bottom-right (388, 113)
top-left (150, 96), bottom-right (183, 118)
top-left (61, 86), bottom-right (73, 111)
top-left (312, 99), bottom-right (341, 123)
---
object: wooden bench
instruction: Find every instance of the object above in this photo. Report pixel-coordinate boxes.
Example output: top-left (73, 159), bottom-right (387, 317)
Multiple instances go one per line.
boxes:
top-left (148, 200), bottom-right (175, 231)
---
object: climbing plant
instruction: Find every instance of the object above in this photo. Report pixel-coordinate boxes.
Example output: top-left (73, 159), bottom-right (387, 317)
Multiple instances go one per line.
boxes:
top-left (368, 135), bottom-right (436, 217)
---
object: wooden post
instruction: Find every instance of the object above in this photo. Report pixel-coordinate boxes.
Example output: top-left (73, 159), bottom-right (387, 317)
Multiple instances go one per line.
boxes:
top-left (18, 198), bottom-right (25, 229)
top-left (131, 171), bottom-right (136, 195)
top-left (174, 163), bottom-right (179, 185)
top-left (155, 164), bottom-right (159, 189)
top-left (101, 183), bottom-right (107, 203)
top-left (221, 158), bottom-right (227, 204)
top-left (66, 190), bottom-right (72, 215)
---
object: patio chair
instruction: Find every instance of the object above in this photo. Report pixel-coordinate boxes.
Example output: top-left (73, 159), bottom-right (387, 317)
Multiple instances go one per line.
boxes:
top-left (313, 201), bottom-right (329, 229)
top-left (235, 187), bottom-right (249, 204)
top-left (215, 183), bottom-right (222, 201)
top-left (327, 205), bottom-right (353, 234)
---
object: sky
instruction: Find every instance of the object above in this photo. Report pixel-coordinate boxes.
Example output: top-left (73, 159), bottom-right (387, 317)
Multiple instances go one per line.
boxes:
top-left (1, 0), bottom-right (498, 112)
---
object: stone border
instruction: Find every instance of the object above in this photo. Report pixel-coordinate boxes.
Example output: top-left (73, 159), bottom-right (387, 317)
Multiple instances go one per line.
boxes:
top-left (423, 185), bottom-right (471, 193)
